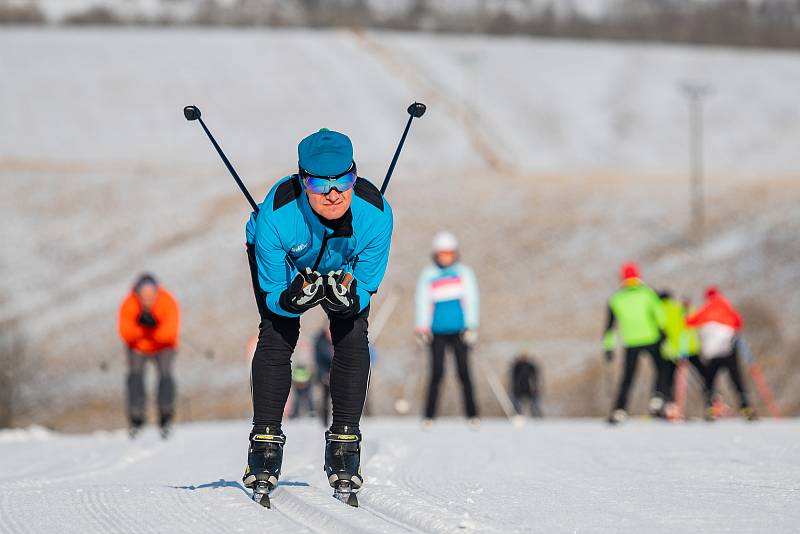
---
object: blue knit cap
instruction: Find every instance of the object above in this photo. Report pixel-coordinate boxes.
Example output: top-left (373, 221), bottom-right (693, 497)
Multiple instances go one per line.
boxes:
top-left (298, 129), bottom-right (353, 176)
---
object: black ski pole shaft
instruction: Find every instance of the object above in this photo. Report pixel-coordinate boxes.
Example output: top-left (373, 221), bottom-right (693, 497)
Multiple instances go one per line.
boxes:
top-left (183, 105), bottom-right (260, 214)
top-left (380, 102), bottom-right (426, 195)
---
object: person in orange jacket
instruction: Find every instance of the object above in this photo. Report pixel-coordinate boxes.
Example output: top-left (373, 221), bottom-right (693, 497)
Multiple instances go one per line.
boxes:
top-left (686, 286), bottom-right (755, 421)
top-left (118, 273), bottom-right (180, 437)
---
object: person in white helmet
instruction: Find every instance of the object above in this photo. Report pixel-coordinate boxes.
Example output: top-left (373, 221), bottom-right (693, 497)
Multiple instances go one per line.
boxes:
top-left (415, 231), bottom-right (480, 427)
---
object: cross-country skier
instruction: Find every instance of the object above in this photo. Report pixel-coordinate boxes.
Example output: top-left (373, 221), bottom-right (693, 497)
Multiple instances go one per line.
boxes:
top-left (314, 327), bottom-right (334, 427)
top-left (603, 262), bottom-right (666, 424)
top-left (686, 286), bottom-right (756, 421)
top-left (117, 273), bottom-right (180, 438)
top-left (289, 365), bottom-right (314, 418)
top-left (415, 231), bottom-right (480, 428)
top-left (659, 290), bottom-right (704, 418)
top-left (510, 353), bottom-right (543, 418)
top-left (242, 129), bottom-right (393, 506)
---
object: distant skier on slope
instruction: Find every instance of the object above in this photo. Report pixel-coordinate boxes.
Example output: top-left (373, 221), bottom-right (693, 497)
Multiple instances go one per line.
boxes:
top-left (117, 273), bottom-right (180, 439)
top-left (603, 262), bottom-right (666, 424)
top-left (686, 286), bottom-right (756, 421)
top-left (415, 231), bottom-right (480, 429)
top-left (658, 290), bottom-right (704, 419)
top-left (242, 129), bottom-right (393, 507)
top-left (313, 327), bottom-right (334, 427)
top-left (510, 353), bottom-right (543, 418)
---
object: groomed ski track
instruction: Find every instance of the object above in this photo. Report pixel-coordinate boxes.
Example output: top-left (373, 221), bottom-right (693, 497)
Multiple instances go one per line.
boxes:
top-left (1, 418), bottom-right (798, 533)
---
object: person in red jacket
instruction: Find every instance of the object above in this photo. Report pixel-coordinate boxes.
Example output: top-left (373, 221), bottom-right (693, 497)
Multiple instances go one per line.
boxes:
top-left (118, 273), bottom-right (180, 437)
top-left (686, 286), bottom-right (755, 421)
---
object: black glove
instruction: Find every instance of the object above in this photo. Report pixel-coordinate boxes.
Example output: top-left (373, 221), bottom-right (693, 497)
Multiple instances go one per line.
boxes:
top-left (322, 270), bottom-right (360, 317)
top-left (279, 268), bottom-right (325, 314)
top-left (604, 350), bottom-right (613, 363)
top-left (137, 310), bottom-right (158, 328)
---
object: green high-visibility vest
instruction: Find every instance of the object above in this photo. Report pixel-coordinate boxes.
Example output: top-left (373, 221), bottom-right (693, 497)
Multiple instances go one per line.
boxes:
top-left (292, 367), bottom-right (311, 384)
top-left (660, 297), bottom-right (700, 360)
top-left (603, 282), bottom-right (665, 350)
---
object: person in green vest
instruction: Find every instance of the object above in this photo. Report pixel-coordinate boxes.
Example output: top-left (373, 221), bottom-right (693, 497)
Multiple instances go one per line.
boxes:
top-left (658, 290), bottom-right (703, 417)
top-left (290, 364), bottom-right (314, 418)
top-left (603, 262), bottom-right (666, 424)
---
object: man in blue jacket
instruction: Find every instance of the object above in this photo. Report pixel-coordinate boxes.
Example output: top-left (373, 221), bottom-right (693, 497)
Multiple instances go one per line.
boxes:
top-left (415, 231), bottom-right (480, 428)
top-left (242, 129), bottom-right (393, 500)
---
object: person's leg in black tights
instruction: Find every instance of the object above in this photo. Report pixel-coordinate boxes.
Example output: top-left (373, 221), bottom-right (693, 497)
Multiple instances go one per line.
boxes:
top-left (614, 347), bottom-right (640, 412)
top-left (452, 334), bottom-right (478, 418)
top-left (250, 311), bottom-right (300, 430)
top-left (327, 308), bottom-right (371, 431)
top-left (424, 335), bottom-right (447, 419)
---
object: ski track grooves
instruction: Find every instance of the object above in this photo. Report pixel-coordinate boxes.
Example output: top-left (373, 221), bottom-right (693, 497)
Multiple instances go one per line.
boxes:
top-left (4, 439), bottom-right (158, 490)
top-left (4, 420), bottom-right (798, 532)
top-left (269, 438), bottom-right (425, 534)
top-left (0, 491), bottom-right (28, 534)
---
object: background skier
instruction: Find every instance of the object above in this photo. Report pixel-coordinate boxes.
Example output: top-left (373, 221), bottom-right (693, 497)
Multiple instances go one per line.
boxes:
top-left (659, 290), bottom-right (703, 419)
top-left (415, 231), bottom-right (480, 428)
top-left (510, 353), bottom-right (543, 418)
top-left (603, 262), bottom-right (666, 423)
top-left (290, 365), bottom-right (314, 418)
top-left (314, 327), bottom-right (334, 427)
top-left (117, 273), bottom-right (180, 438)
top-left (686, 286), bottom-right (756, 421)
top-left (242, 129), bottom-right (393, 505)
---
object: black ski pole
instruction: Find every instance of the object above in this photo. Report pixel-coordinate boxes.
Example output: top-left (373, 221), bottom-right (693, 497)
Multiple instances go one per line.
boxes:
top-left (380, 102), bottom-right (426, 195)
top-left (183, 105), bottom-right (260, 214)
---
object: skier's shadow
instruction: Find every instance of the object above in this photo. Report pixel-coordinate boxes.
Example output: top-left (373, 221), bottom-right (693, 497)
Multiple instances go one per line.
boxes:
top-left (171, 478), bottom-right (310, 497)
top-left (171, 479), bottom-right (249, 496)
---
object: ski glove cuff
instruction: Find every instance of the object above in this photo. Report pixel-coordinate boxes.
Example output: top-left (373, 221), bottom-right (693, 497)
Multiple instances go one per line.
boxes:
top-left (322, 270), bottom-right (360, 318)
top-left (279, 268), bottom-right (326, 314)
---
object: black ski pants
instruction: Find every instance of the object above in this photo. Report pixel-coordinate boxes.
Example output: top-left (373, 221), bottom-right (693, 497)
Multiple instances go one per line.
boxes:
top-left (424, 333), bottom-right (478, 419)
top-left (703, 349), bottom-right (750, 409)
top-left (613, 343), bottom-right (664, 411)
top-left (659, 359), bottom-right (677, 402)
top-left (251, 308), bottom-right (370, 431)
top-left (126, 349), bottom-right (175, 424)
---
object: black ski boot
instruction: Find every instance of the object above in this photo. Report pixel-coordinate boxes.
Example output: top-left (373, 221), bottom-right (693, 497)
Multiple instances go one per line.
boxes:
top-left (243, 427), bottom-right (285, 508)
top-left (159, 412), bottom-right (173, 440)
top-left (324, 426), bottom-right (362, 507)
top-left (129, 416), bottom-right (144, 439)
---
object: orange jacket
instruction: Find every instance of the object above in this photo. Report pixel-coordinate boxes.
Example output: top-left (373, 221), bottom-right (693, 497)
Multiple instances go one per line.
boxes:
top-left (118, 288), bottom-right (180, 354)
top-left (686, 294), bottom-right (742, 331)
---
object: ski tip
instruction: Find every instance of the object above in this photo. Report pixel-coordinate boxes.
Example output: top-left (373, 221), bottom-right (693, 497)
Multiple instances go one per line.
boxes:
top-left (252, 492), bottom-right (271, 508)
top-left (333, 491), bottom-right (359, 507)
top-left (347, 493), bottom-right (359, 507)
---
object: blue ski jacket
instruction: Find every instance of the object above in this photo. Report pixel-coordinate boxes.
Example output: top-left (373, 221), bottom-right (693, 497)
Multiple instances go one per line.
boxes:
top-left (246, 175), bottom-right (393, 318)
top-left (415, 262), bottom-right (479, 334)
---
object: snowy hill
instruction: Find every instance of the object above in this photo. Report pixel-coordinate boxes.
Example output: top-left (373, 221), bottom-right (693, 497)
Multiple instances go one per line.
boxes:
top-left (1, 28), bottom-right (799, 425)
top-left (1, 418), bottom-right (799, 533)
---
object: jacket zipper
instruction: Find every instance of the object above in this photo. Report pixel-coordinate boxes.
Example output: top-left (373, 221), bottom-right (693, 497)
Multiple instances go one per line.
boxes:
top-left (312, 232), bottom-right (331, 272)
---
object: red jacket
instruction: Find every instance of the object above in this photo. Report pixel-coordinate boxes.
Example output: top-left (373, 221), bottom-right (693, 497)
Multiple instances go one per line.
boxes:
top-left (686, 293), bottom-right (742, 331)
top-left (118, 288), bottom-right (180, 354)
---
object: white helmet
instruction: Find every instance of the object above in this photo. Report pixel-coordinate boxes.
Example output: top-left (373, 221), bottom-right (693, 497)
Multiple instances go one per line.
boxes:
top-left (432, 231), bottom-right (458, 253)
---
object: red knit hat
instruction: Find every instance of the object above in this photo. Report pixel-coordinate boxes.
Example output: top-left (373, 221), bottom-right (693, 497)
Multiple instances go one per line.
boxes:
top-left (705, 286), bottom-right (720, 299)
top-left (620, 261), bottom-right (640, 281)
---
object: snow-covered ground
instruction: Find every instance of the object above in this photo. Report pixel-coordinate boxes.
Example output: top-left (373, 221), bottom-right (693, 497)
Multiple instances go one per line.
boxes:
top-left (1, 418), bottom-right (798, 533)
top-left (1, 28), bottom-right (798, 422)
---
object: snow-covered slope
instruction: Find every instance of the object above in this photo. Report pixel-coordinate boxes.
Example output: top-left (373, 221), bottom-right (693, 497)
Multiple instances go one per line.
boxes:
top-left (1, 28), bottom-right (798, 422)
top-left (1, 418), bottom-right (799, 533)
